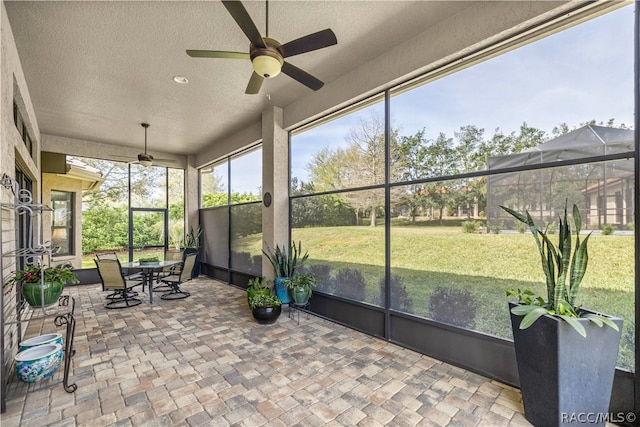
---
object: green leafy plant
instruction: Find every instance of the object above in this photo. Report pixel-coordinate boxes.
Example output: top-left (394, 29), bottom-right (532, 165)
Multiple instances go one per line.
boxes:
top-left (247, 276), bottom-right (271, 291)
top-left (601, 224), bottom-right (616, 236)
top-left (461, 220), bottom-right (480, 233)
top-left (4, 264), bottom-right (79, 289)
top-left (183, 225), bottom-right (203, 248)
top-left (248, 293), bottom-right (282, 309)
top-left (138, 256), bottom-right (159, 263)
top-left (284, 273), bottom-right (316, 292)
top-left (262, 240), bottom-right (309, 278)
top-left (501, 203), bottom-right (619, 337)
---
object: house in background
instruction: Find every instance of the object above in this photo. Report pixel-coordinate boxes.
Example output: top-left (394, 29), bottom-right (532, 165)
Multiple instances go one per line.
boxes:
top-left (41, 153), bottom-right (104, 269)
top-left (487, 125), bottom-right (635, 230)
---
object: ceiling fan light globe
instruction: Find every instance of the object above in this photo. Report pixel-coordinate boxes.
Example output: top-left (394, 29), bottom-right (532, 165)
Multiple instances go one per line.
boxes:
top-left (139, 159), bottom-right (153, 167)
top-left (252, 55), bottom-right (282, 78)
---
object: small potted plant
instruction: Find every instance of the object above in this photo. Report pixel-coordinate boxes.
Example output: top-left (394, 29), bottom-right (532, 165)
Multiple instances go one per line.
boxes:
top-left (248, 293), bottom-right (282, 324)
top-left (284, 273), bottom-right (316, 305)
top-left (262, 240), bottom-right (308, 304)
top-left (501, 202), bottom-right (622, 426)
top-left (4, 263), bottom-right (79, 308)
top-left (246, 276), bottom-right (271, 304)
top-left (137, 256), bottom-right (160, 265)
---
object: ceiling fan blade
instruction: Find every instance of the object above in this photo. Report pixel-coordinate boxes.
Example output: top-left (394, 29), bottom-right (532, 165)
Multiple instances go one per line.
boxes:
top-left (281, 62), bottom-right (324, 91)
top-left (186, 50), bottom-right (249, 59)
top-left (221, 0), bottom-right (265, 48)
top-left (280, 29), bottom-right (337, 58)
top-left (245, 71), bottom-right (264, 94)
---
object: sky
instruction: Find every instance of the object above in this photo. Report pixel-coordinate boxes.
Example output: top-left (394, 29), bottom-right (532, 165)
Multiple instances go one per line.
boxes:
top-left (288, 4), bottom-right (636, 186)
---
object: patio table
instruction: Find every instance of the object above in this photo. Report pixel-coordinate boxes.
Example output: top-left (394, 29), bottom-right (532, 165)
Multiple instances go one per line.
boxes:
top-left (120, 260), bottom-right (182, 304)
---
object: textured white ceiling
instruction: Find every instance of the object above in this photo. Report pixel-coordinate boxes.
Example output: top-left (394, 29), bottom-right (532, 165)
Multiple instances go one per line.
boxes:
top-left (5, 1), bottom-right (474, 158)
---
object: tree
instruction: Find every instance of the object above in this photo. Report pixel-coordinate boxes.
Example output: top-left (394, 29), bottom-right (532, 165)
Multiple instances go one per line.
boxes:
top-left (393, 129), bottom-right (430, 222)
top-left (422, 132), bottom-right (456, 223)
top-left (306, 111), bottom-right (397, 227)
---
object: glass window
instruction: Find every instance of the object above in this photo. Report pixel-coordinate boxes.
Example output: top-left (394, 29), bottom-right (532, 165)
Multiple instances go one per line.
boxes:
top-left (291, 96), bottom-right (386, 195)
top-left (230, 147), bottom-right (262, 203)
top-left (230, 203), bottom-right (262, 275)
top-left (51, 191), bottom-right (73, 255)
top-left (290, 5), bottom-right (635, 372)
top-left (201, 161), bottom-right (228, 208)
top-left (292, 189), bottom-right (386, 306)
top-left (168, 168), bottom-right (185, 249)
top-left (130, 164), bottom-right (167, 208)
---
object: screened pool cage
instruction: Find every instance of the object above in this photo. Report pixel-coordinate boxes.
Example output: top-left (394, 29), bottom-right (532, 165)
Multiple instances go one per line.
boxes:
top-left (487, 125), bottom-right (635, 231)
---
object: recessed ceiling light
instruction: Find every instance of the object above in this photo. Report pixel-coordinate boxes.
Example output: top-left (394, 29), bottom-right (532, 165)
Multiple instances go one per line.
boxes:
top-left (173, 76), bottom-right (189, 84)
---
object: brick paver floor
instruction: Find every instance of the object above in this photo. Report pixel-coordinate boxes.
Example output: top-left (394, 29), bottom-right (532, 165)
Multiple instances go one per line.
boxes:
top-left (1, 277), bottom-right (530, 426)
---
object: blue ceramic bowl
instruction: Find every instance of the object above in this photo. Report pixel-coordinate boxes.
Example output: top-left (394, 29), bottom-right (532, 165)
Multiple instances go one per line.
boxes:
top-left (15, 344), bottom-right (63, 383)
top-left (19, 333), bottom-right (63, 352)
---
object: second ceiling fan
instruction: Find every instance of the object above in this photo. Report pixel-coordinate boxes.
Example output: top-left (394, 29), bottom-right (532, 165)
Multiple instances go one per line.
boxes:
top-left (187, 0), bottom-right (337, 94)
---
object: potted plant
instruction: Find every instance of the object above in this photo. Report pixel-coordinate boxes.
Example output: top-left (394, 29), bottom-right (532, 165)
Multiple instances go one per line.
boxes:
top-left (248, 293), bottom-right (282, 324)
top-left (262, 240), bottom-right (308, 304)
top-left (284, 273), bottom-right (316, 305)
top-left (501, 202), bottom-right (622, 427)
top-left (246, 276), bottom-right (271, 304)
top-left (137, 256), bottom-right (160, 265)
top-left (4, 263), bottom-right (79, 308)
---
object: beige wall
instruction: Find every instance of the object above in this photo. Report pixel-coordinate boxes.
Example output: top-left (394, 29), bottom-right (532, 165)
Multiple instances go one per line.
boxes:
top-left (41, 173), bottom-right (85, 269)
top-left (0, 1), bottom-right (42, 364)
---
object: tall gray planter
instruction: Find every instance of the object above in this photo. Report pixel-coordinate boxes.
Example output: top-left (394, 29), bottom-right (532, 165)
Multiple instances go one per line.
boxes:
top-left (510, 303), bottom-right (622, 427)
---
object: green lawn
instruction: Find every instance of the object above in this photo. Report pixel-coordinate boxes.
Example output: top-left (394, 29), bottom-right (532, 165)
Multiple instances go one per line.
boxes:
top-left (291, 225), bottom-right (635, 371)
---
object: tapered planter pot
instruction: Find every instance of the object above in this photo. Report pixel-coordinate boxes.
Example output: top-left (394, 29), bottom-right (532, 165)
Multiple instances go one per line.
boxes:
top-left (183, 247), bottom-right (200, 278)
top-left (509, 302), bottom-right (622, 427)
top-left (291, 286), bottom-right (311, 305)
top-left (274, 277), bottom-right (291, 304)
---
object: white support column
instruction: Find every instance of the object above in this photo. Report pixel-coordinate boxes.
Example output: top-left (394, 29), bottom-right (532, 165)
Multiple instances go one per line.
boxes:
top-left (261, 106), bottom-right (289, 278)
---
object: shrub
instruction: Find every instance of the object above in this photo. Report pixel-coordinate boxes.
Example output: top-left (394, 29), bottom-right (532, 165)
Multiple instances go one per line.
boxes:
top-left (428, 287), bottom-right (477, 329)
top-left (461, 220), bottom-right (480, 234)
top-left (301, 264), bottom-right (335, 293)
top-left (378, 274), bottom-right (413, 312)
top-left (602, 224), bottom-right (616, 235)
top-left (628, 222), bottom-right (635, 231)
top-left (333, 268), bottom-right (367, 301)
top-left (516, 221), bottom-right (527, 234)
top-left (489, 222), bottom-right (503, 234)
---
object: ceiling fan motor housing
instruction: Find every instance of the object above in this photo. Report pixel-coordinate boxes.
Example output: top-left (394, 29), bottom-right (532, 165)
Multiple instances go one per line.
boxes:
top-left (250, 38), bottom-right (284, 78)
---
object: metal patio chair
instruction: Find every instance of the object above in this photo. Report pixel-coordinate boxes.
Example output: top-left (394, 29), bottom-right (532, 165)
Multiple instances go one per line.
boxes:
top-left (158, 252), bottom-right (197, 300)
top-left (94, 258), bottom-right (145, 309)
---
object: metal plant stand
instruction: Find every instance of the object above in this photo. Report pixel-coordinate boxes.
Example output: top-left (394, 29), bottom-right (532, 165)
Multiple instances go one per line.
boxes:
top-left (0, 175), bottom-right (78, 413)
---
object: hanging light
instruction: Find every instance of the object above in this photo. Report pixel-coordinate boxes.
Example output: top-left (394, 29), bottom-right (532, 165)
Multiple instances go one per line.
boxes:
top-left (251, 52), bottom-right (283, 78)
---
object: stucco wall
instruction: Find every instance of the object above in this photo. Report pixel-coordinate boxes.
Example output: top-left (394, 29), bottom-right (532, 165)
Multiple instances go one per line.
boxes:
top-left (0, 0), bottom-right (43, 377)
top-left (42, 173), bottom-right (84, 269)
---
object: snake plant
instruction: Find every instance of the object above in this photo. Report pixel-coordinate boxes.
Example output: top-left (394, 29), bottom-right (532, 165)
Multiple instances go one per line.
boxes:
top-left (501, 203), bottom-right (619, 337)
top-left (262, 240), bottom-right (309, 278)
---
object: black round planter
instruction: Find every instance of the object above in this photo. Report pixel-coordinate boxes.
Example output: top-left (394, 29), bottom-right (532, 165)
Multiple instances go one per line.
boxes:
top-left (251, 305), bottom-right (282, 324)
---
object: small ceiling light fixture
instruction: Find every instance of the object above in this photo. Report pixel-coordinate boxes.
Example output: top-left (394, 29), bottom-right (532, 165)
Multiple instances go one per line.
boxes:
top-left (251, 49), bottom-right (283, 78)
top-left (173, 76), bottom-right (189, 84)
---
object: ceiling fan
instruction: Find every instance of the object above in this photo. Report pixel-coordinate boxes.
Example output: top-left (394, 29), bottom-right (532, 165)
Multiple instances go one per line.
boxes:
top-left (137, 123), bottom-right (154, 167)
top-left (133, 123), bottom-right (178, 167)
top-left (187, 0), bottom-right (337, 94)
